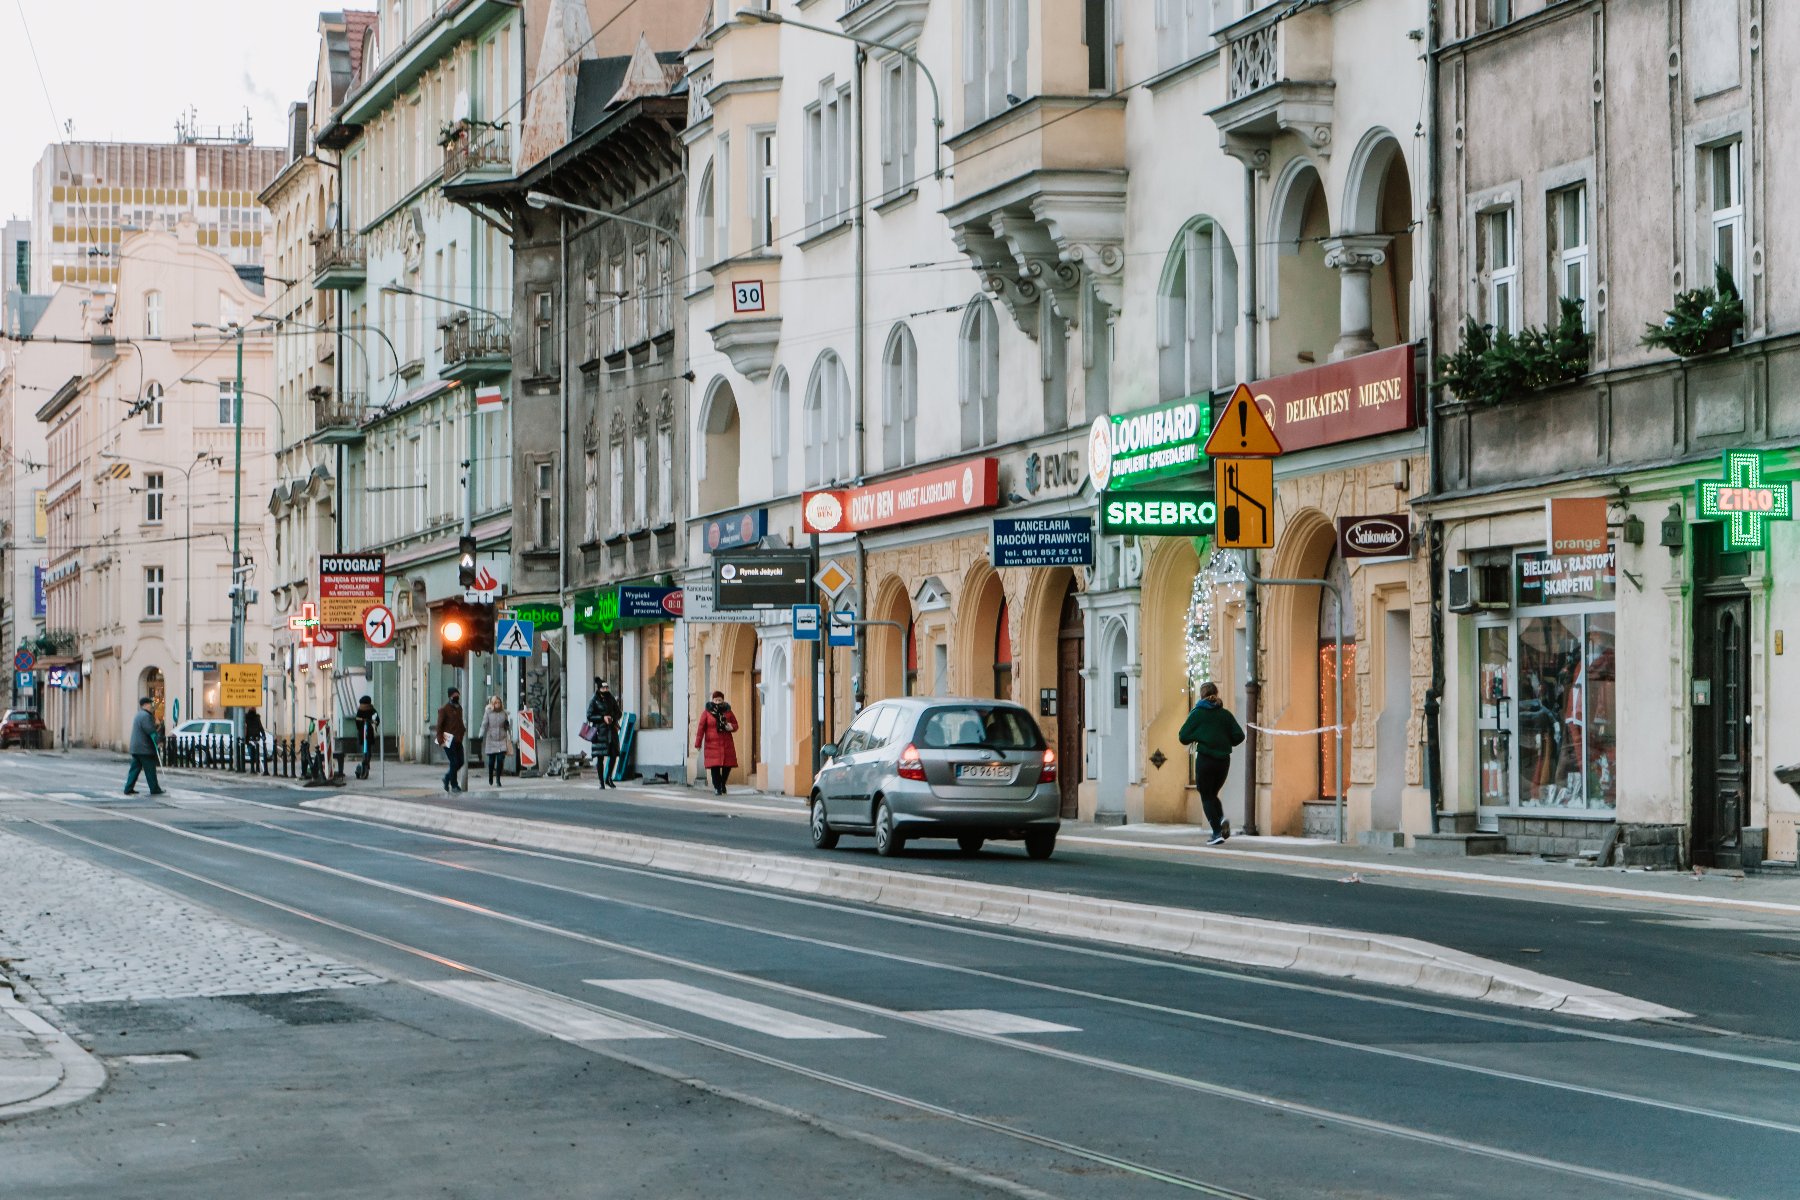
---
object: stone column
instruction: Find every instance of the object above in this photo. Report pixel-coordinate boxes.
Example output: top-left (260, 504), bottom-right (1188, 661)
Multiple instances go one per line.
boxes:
top-left (1322, 234), bottom-right (1391, 361)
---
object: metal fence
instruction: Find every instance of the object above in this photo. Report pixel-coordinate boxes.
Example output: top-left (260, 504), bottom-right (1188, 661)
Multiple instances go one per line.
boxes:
top-left (160, 734), bottom-right (339, 782)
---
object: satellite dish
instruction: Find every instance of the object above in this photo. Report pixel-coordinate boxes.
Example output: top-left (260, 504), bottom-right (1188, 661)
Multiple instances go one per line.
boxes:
top-left (325, 201), bottom-right (340, 233)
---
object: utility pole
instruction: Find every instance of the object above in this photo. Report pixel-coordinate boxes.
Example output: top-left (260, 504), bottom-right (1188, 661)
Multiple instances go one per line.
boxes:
top-left (229, 325), bottom-right (248, 764)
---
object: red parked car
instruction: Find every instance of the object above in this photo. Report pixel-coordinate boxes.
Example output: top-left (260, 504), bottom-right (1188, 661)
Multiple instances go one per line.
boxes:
top-left (0, 708), bottom-right (47, 749)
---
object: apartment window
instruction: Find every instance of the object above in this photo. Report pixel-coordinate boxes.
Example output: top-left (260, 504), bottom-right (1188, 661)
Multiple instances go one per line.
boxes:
top-left (1486, 0), bottom-right (1513, 28)
top-left (608, 436), bottom-right (625, 536)
top-left (1549, 184), bottom-right (1589, 325)
top-left (144, 289), bottom-right (162, 338)
top-left (770, 368), bottom-right (791, 495)
top-left (532, 290), bottom-right (555, 375)
top-left (144, 472), bottom-right (164, 523)
top-left (1710, 140), bottom-right (1744, 288)
top-left (654, 239), bottom-right (674, 334)
top-left (608, 259), bottom-right (625, 353)
top-left (805, 82), bottom-right (853, 235)
top-left (882, 324), bottom-right (918, 469)
top-left (632, 245), bottom-right (650, 344)
top-left (880, 57), bottom-right (917, 199)
top-left (583, 450), bottom-right (600, 542)
top-left (1085, 0), bottom-right (1114, 89)
top-left (144, 566), bottom-right (165, 619)
top-left (751, 128), bottom-right (778, 249)
top-left (656, 420), bottom-right (674, 525)
top-left (959, 298), bottom-right (1000, 449)
top-left (142, 381), bottom-right (164, 428)
top-left (584, 266), bottom-right (600, 359)
top-left (1159, 217), bottom-right (1239, 401)
top-left (804, 354), bottom-right (851, 486)
top-left (403, 268), bottom-right (422, 365)
top-left (531, 460), bottom-right (555, 547)
top-left (696, 161), bottom-right (716, 264)
top-left (965, 0), bottom-right (1029, 126)
top-left (631, 428), bottom-right (649, 529)
top-left (715, 134), bottom-right (731, 260)
top-left (1484, 207), bottom-right (1518, 335)
top-left (217, 380), bottom-right (239, 424)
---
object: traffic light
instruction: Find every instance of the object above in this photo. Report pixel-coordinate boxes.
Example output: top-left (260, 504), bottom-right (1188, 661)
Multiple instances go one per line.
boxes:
top-left (439, 601), bottom-right (471, 667)
top-left (457, 535), bottom-right (478, 588)
top-left (468, 603), bottom-right (497, 656)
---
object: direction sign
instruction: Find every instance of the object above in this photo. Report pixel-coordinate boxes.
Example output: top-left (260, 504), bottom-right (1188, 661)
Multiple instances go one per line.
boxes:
top-left (1204, 383), bottom-right (1284, 458)
top-left (12, 648), bottom-right (34, 673)
top-left (814, 560), bottom-right (854, 600)
top-left (362, 604), bottom-right (396, 648)
top-left (496, 619), bottom-right (535, 658)
top-left (1214, 458), bottom-right (1275, 549)
top-left (220, 663), bottom-right (264, 708)
top-left (793, 604), bottom-right (822, 642)
top-left (828, 610), bottom-right (856, 648)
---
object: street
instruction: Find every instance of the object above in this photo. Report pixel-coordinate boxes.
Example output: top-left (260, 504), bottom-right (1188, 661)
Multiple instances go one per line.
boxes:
top-left (5, 751), bottom-right (1800, 1199)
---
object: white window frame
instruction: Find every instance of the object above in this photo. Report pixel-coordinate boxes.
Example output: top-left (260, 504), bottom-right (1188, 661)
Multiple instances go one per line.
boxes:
top-left (217, 380), bottom-right (238, 425)
top-left (1159, 218), bottom-right (1239, 401)
top-left (1550, 183), bottom-right (1589, 326)
top-left (958, 299), bottom-right (999, 449)
top-left (883, 324), bottom-right (918, 469)
top-left (1484, 207), bottom-right (1519, 335)
top-left (750, 126), bottom-right (778, 250)
top-left (144, 565), bottom-right (165, 618)
top-left (631, 428), bottom-right (650, 529)
top-left (695, 160), bottom-right (716, 265)
top-left (880, 57), bottom-right (917, 200)
top-left (533, 290), bottom-right (555, 375)
top-left (608, 437), bottom-right (625, 537)
top-left (965, 0), bottom-right (1029, 126)
top-left (656, 421), bottom-right (674, 526)
top-left (145, 472), bottom-right (164, 524)
top-left (534, 460), bottom-right (555, 548)
top-left (715, 134), bottom-right (731, 261)
top-left (143, 381), bottom-right (164, 428)
top-left (632, 244), bottom-right (650, 345)
top-left (1709, 139), bottom-right (1744, 289)
top-left (583, 449), bottom-right (600, 542)
top-left (144, 290), bottom-right (162, 338)
top-left (770, 368), bottom-right (791, 496)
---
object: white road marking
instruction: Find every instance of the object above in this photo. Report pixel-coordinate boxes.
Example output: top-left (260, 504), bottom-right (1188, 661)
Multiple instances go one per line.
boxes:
top-left (587, 978), bottom-right (881, 1040)
top-left (418, 979), bottom-right (669, 1042)
top-left (908, 1009), bottom-right (1081, 1036)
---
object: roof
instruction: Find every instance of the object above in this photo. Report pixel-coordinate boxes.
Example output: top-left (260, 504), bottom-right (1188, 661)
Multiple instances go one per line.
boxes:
top-left (343, 11), bottom-right (377, 86)
top-left (572, 51), bottom-right (684, 139)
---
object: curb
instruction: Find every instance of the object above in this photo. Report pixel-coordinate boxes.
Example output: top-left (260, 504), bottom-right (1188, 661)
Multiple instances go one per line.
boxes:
top-left (304, 795), bottom-right (1688, 1022)
top-left (0, 981), bottom-right (107, 1122)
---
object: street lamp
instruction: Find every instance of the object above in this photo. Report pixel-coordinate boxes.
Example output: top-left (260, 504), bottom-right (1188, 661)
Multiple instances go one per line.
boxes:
top-left (524, 193), bottom-right (686, 249)
top-left (179, 376), bottom-right (286, 449)
top-left (101, 448), bottom-right (213, 719)
top-left (732, 8), bottom-right (945, 180)
top-left (379, 283), bottom-right (508, 324)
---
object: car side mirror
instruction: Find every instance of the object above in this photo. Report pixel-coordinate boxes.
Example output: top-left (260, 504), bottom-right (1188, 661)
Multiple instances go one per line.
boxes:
top-left (820, 743), bottom-right (839, 760)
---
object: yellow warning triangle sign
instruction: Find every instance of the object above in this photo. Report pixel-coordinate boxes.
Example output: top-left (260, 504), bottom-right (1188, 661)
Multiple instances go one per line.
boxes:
top-left (1204, 383), bottom-right (1283, 457)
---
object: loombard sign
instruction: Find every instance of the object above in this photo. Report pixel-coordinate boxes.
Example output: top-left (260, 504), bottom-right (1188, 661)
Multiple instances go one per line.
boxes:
top-left (1087, 397), bottom-right (1211, 491)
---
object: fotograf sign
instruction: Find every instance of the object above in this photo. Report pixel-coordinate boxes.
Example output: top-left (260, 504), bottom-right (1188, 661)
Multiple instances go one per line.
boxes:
top-left (1099, 490), bottom-right (1216, 536)
top-left (714, 552), bottom-right (812, 610)
top-left (1087, 397), bottom-right (1211, 491)
top-left (317, 554), bottom-right (386, 629)
top-left (990, 517), bottom-right (1094, 568)
top-left (1336, 514), bottom-right (1413, 560)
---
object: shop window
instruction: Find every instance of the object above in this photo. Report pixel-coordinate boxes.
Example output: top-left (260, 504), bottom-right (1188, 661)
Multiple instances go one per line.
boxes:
top-left (640, 624), bottom-right (675, 730)
top-left (994, 599), bottom-right (1013, 701)
top-left (1318, 642), bottom-right (1356, 800)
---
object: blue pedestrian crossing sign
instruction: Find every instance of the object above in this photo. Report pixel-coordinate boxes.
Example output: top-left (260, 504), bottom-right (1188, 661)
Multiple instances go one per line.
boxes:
top-left (496, 618), bottom-right (535, 658)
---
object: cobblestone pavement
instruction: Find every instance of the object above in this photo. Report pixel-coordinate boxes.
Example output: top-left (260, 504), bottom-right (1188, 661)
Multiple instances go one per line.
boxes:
top-left (0, 827), bottom-right (383, 1005)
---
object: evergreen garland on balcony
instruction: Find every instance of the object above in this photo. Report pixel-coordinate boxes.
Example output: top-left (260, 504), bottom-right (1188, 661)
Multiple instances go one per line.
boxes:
top-left (1434, 298), bottom-right (1590, 408)
top-left (1641, 264), bottom-right (1744, 358)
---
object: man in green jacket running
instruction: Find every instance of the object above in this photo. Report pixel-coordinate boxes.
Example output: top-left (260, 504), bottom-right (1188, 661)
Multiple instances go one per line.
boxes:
top-left (1178, 681), bottom-right (1245, 845)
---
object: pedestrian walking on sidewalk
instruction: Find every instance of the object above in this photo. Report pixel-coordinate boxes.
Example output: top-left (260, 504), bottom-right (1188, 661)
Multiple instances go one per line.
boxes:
top-left (243, 708), bottom-right (265, 774)
top-left (695, 691), bottom-right (739, 796)
top-left (1178, 681), bottom-right (1244, 845)
top-left (586, 679), bottom-right (621, 789)
top-left (481, 696), bottom-right (510, 787)
top-left (354, 695), bottom-right (379, 780)
top-left (123, 696), bottom-right (166, 796)
top-left (435, 688), bottom-right (467, 793)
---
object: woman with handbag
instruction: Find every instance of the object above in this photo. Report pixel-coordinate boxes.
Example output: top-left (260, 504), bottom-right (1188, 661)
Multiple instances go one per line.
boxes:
top-left (481, 696), bottom-right (511, 787)
top-left (586, 679), bottom-right (621, 789)
top-left (694, 691), bottom-right (739, 796)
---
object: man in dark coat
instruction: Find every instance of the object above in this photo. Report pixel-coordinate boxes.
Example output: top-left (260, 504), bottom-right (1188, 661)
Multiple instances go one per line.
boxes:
top-left (435, 688), bottom-right (467, 793)
top-left (1177, 681), bottom-right (1245, 845)
top-left (123, 696), bottom-right (166, 796)
top-left (587, 678), bottom-right (621, 789)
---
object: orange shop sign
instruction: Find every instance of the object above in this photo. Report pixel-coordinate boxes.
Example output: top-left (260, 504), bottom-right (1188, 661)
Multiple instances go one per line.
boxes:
top-left (1546, 497), bottom-right (1609, 556)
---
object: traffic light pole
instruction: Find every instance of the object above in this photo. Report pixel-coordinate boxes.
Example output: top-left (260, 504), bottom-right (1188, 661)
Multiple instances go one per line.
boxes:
top-left (229, 328), bottom-right (247, 767)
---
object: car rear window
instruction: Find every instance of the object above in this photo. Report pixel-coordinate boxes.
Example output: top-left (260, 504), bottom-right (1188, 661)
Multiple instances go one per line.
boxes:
top-left (916, 706), bottom-right (1044, 751)
top-left (4, 711), bottom-right (36, 722)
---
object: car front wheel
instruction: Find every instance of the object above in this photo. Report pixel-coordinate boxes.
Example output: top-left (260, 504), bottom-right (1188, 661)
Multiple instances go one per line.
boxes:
top-left (874, 800), bottom-right (905, 857)
top-left (809, 798), bottom-right (839, 850)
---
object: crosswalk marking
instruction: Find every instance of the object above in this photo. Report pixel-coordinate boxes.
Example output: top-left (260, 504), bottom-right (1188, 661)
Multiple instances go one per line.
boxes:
top-left (418, 979), bottom-right (669, 1042)
top-left (585, 978), bottom-right (881, 1040)
top-left (908, 1009), bottom-right (1081, 1036)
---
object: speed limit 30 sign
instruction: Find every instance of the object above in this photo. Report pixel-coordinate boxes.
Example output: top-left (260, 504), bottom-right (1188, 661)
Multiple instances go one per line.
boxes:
top-left (732, 280), bottom-right (765, 313)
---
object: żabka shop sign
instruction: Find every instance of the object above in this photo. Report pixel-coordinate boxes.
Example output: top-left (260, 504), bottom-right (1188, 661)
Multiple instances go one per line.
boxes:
top-left (803, 458), bottom-right (999, 534)
top-left (1087, 397), bottom-right (1211, 491)
top-left (1251, 344), bottom-right (1417, 453)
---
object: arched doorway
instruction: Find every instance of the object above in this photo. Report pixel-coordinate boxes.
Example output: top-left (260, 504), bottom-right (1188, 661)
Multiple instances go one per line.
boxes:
top-left (1317, 549), bottom-right (1357, 828)
top-left (1266, 508), bottom-right (1340, 835)
top-left (1055, 586), bottom-right (1085, 817)
top-left (867, 577), bottom-right (912, 702)
top-left (716, 623), bottom-right (760, 786)
top-left (1267, 160), bottom-right (1335, 374)
top-left (952, 564), bottom-right (1006, 699)
top-left (698, 379), bottom-right (741, 512)
top-left (1095, 618), bottom-right (1129, 821)
top-left (139, 667), bottom-right (167, 731)
top-left (762, 642), bottom-right (792, 793)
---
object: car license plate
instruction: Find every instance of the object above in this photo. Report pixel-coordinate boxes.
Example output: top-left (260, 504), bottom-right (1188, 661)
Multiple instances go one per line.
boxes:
top-left (956, 763), bottom-right (1014, 782)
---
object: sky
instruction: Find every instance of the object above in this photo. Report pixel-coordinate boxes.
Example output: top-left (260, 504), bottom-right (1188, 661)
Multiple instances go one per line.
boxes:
top-left (0, 0), bottom-right (337, 218)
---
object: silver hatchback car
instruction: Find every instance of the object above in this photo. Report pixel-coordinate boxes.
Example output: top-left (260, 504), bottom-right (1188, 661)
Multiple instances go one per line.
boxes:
top-left (808, 697), bottom-right (1061, 859)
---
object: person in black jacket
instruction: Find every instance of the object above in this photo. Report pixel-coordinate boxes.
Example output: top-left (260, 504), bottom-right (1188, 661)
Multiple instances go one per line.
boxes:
top-left (1177, 682), bottom-right (1245, 845)
top-left (243, 709), bottom-right (266, 774)
top-left (587, 678), bottom-right (621, 789)
top-left (354, 696), bottom-right (379, 779)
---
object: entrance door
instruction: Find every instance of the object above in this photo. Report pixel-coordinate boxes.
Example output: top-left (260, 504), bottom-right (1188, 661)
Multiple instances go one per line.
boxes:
top-left (1056, 591), bottom-right (1085, 818)
top-left (1693, 595), bottom-right (1750, 868)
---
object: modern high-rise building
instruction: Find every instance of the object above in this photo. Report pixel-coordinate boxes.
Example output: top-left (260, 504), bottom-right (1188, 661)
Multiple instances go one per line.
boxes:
top-left (29, 134), bottom-right (285, 291)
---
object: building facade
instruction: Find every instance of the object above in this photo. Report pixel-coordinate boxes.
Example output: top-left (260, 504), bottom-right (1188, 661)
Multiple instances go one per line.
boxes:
top-left (1427, 0), bottom-right (1799, 866)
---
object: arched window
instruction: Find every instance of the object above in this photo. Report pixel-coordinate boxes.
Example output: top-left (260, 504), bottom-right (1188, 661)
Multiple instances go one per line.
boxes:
top-left (958, 298), bottom-right (998, 449)
top-left (1158, 217), bottom-right (1239, 401)
top-left (695, 160), bottom-right (716, 264)
top-left (699, 378), bottom-right (740, 513)
top-left (806, 350), bottom-right (853, 485)
top-left (881, 324), bottom-right (917, 469)
top-left (770, 368), bottom-right (791, 496)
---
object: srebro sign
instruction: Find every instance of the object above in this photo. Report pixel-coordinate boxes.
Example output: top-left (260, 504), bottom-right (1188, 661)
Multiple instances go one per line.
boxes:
top-left (1088, 397), bottom-right (1211, 491)
top-left (1100, 490), bottom-right (1217, 536)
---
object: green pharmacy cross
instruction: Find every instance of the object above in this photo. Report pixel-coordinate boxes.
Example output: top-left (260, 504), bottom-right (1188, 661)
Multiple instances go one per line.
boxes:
top-left (1697, 450), bottom-right (1794, 552)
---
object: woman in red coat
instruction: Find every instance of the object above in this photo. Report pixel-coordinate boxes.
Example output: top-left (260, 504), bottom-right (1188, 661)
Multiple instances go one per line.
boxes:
top-left (695, 691), bottom-right (739, 795)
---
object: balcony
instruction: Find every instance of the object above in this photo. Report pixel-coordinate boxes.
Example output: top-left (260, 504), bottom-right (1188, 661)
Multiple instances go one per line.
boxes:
top-left (840, 0), bottom-right (929, 45)
top-left (1208, 6), bottom-right (1336, 164)
top-left (441, 121), bottom-right (512, 186)
top-left (312, 232), bottom-right (366, 291)
top-left (439, 314), bottom-right (512, 382)
top-left (944, 98), bottom-right (1128, 335)
top-left (312, 389), bottom-right (368, 445)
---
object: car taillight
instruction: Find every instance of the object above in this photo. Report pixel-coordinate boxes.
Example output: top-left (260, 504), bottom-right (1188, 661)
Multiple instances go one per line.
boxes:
top-left (1040, 748), bottom-right (1058, 782)
top-left (897, 744), bottom-right (926, 781)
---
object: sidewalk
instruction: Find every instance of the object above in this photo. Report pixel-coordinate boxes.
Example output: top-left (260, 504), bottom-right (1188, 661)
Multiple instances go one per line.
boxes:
top-left (220, 756), bottom-right (1800, 919)
top-left (0, 977), bottom-right (105, 1121)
